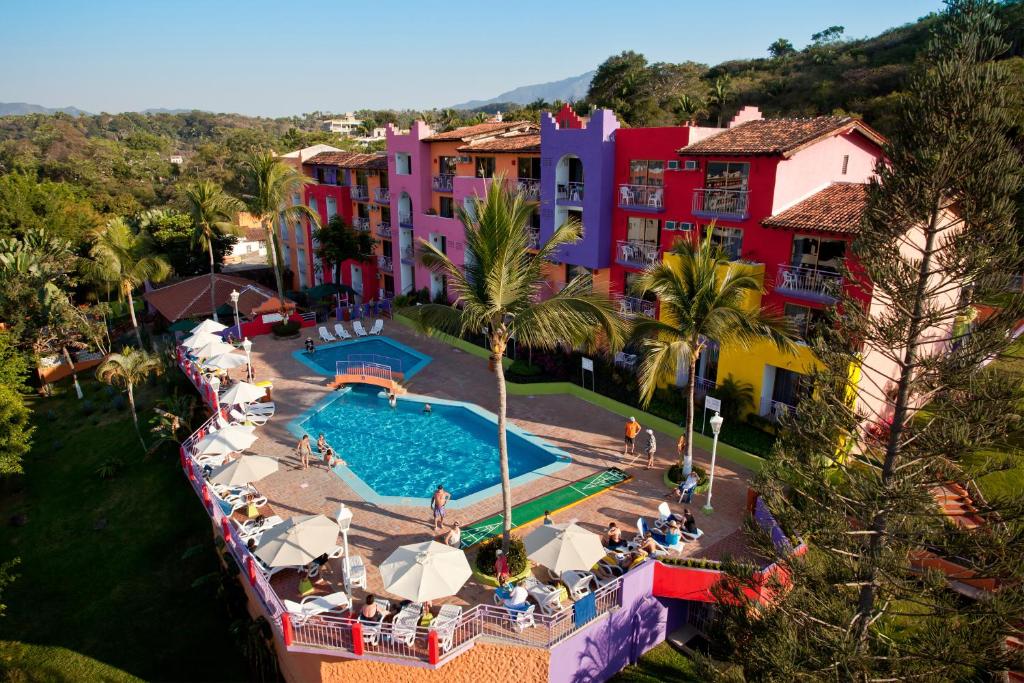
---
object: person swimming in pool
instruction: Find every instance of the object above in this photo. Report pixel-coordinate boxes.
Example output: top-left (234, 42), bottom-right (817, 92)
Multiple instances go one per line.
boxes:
top-left (423, 403), bottom-right (432, 414)
top-left (388, 392), bottom-right (397, 409)
top-left (431, 485), bottom-right (450, 531)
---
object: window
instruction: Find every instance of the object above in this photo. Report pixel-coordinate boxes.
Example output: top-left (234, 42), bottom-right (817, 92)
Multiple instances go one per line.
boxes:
top-left (395, 153), bottom-right (412, 175)
top-left (438, 156), bottom-right (457, 176)
top-left (357, 204), bottom-right (369, 220)
top-left (308, 197), bottom-right (319, 216)
top-left (707, 225), bottom-right (743, 261)
top-left (294, 221), bottom-right (304, 244)
top-left (297, 247), bottom-right (308, 287)
top-left (325, 197), bottom-right (337, 221)
top-left (624, 271), bottom-right (656, 301)
top-left (627, 217), bottom-right (660, 244)
top-left (785, 303), bottom-right (828, 340)
top-left (790, 236), bottom-right (846, 274)
top-left (772, 368), bottom-right (809, 407)
top-left (381, 207), bottom-right (391, 224)
top-left (841, 155), bottom-right (849, 175)
top-left (355, 171), bottom-right (368, 187)
top-left (518, 157), bottom-right (542, 180)
top-left (279, 213), bottom-right (289, 241)
top-left (439, 196), bottom-right (454, 219)
top-left (463, 197), bottom-right (478, 223)
top-left (292, 193), bottom-right (301, 205)
top-left (629, 160), bottom-right (665, 187)
top-left (567, 208), bottom-right (583, 235)
top-left (377, 172), bottom-right (388, 190)
top-left (475, 156), bottom-right (496, 178)
top-left (529, 210), bottom-right (541, 232)
top-left (704, 161), bottom-right (750, 191)
top-left (382, 240), bottom-right (393, 258)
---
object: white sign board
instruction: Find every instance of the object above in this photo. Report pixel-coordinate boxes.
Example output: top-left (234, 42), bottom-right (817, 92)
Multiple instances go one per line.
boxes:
top-left (581, 357), bottom-right (594, 372)
top-left (704, 395), bottom-right (722, 412)
top-left (261, 313), bottom-right (284, 324)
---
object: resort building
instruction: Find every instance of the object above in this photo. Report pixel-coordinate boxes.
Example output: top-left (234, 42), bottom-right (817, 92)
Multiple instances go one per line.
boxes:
top-left (320, 113), bottom-right (363, 136)
top-left (276, 144), bottom-right (341, 291)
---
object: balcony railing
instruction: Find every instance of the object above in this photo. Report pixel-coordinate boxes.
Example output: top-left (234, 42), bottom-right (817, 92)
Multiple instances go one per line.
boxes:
top-left (353, 217), bottom-right (370, 232)
top-left (401, 245), bottom-right (416, 265)
top-left (516, 178), bottom-right (541, 201)
top-left (768, 399), bottom-right (796, 424)
top-left (556, 181), bottom-right (585, 203)
top-left (378, 255), bottom-right (393, 271)
top-left (527, 229), bottom-right (540, 250)
top-left (432, 174), bottom-right (454, 192)
top-left (692, 188), bottom-right (750, 220)
top-left (376, 221), bottom-right (392, 239)
top-left (618, 184), bottom-right (664, 211)
top-left (615, 240), bottom-right (660, 269)
top-left (775, 265), bottom-right (843, 300)
top-left (374, 187), bottom-right (390, 203)
top-left (618, 296), bottom-right (656, 318)
top-left (399, 212), bottom-right (413, 228)
top-left (695, 376), bottom-right (717, 395)
top-left (351, 185), bottom-right (369, 201)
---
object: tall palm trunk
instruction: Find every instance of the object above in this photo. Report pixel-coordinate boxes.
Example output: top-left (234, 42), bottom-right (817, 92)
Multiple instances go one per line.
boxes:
top-left (683, 351), bottom-right (699, 474)
top-left (262, 218), bottom-right (287, 313)
top-left (493, 335), bottom-right (513, 554)
top-left (126, 286), bottom-right (143, 348)
top-left (208, 240), bottom-right (219, 323)
top-left (126, 382), bottom-right (146, 452)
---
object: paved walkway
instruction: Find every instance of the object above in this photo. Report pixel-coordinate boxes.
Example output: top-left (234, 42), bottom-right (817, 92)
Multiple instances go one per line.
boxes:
top-left (227, 321), bottom-right (752, 608)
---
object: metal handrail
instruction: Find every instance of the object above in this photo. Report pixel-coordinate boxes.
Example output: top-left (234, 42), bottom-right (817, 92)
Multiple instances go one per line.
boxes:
top-left (432, 174), bottom-right (454, 192)
top-left (615, 239), bottom-right (660, 269)
top-left (351, 185), bottom-right (370, 201)
top-left (618, 184), bottom-right (664, 209)
top-left (692, 188), bottom-right (749, 217)
top-left (374, 187), bottom-right (390, 203)
top-left (775, 264), bottom-right (842, 298)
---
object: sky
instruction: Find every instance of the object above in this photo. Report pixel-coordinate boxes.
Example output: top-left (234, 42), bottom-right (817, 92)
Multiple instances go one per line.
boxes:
top-left (0, 0), bottom-right (945, 118)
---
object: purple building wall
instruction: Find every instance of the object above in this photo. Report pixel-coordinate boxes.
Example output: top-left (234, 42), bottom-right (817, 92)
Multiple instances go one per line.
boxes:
top-left (540, 108), bottom-right (620, 270)
top-left (547, 561), bottom-right (688, 683)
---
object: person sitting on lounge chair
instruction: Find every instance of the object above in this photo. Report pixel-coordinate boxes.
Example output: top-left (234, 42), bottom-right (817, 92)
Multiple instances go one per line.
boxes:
top-left (502, 581), bottom-right (530, 610)
top-left (683, 509), bottom-right (699, 535)
top-left (669, 471), bottom-right (700, 504)
top-left (664, 519), bottom-right (682, 547)
top-left (639, 533), bottom-right (667, 559)
top-left (244, 493), bottom-right (260, 519)
top-left (359, 594), bottom-right (383, 623)
top-left (605, 522), bottom-right (626, 550)
top-left (445, 521), bottom-right (462, 548)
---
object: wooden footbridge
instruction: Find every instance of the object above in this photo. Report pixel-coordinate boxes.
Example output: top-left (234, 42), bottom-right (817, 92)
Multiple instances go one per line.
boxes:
top-left (328, 360), bottom-right (407, 394)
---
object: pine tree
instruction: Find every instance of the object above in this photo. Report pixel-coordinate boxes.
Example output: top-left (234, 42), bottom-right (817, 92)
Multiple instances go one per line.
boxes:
top-left (705, 2), bottom-right (1024, 680)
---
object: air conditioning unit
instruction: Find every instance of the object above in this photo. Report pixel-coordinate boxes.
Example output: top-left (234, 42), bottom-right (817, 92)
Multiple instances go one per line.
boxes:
top-left (678, 221), bottom-right (695, 231)
top-left (664, 221), bottom-right (677, 231)
top-left (683, 160), bottom-right (699, 171)
top-left (666, 160), bottom-right (680, 171)
top-left (457, 156), bottom-right (472, 164)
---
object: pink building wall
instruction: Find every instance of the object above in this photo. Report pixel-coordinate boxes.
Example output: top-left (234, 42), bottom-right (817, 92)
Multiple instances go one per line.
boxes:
top-left (386, 122), bottom-right (434, 295)
top-left (771, 131), bottom-right (879, 213)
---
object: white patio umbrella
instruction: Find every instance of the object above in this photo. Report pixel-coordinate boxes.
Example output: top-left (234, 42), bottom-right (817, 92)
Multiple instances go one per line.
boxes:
top-left (203, 352), bottom-right (248, 371)
top-left (524, 522), bottom-right (606, 575)
top-left (194, 424), bottom-right (258, 456)
top-left (209, 455), bottom-right (278, 487)
top-left (218, 381), bottom-right (267, 406)
top-left (380, 540), bottom-right (472, 602)
top-left (181, 331), bottom-right (222, 350)
top-left (192, 339), bottom-right (236, 359)
top-left (191, 319), bottom-right (228, 335)
top-left (256, 514), bottom-right (339, 568)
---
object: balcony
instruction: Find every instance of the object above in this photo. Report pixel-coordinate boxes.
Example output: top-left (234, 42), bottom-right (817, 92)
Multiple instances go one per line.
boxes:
top-left (775, 265), bottom-right (843, 301)
top-left (618, 184), bottom-right (664, 211)
top-left (374, 187), bottom-right (390, 204)
top-left (615, 240), bottom-right (660, 269)
top-left (527, 228), bottom-right (540, 250)
top-left (399, 212), bottom-right (413, 228)
top-left (376, 221), bottom-right (392, 239)
top-left (556, 181), bottom-right (584, 204)
top-left (692, 188), bottom-right (749, 221)
top-left (351, 185), bottom-right (369, 201)
top-left (353, 217), bottom-right (370, 232)
top-left (377, 255), bottom-right (393, 272)
top-left (767, 399), bottom-right (796, 424)
top-left (432, 174), bottom-right (454, 192)
top-left (400, 245), bottom-right (416, 265)
top-left (515, 178), bottom-right (541, 201)
top-left (618, 296), bottom-right (656, 318)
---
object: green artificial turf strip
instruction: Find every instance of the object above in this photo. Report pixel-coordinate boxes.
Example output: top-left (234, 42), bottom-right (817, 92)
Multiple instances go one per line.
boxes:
top-left (0, 380), bottom-right (248, 682)
top-left (609, 642), bottom-right (700, 682)
top-left (460, 468), bottom-right (631, 547)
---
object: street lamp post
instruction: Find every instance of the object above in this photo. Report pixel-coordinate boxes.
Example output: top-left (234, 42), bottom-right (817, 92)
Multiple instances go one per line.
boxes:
top-left (242, 337), bottom-right (253, 383)
top-left (704, 412), bottom-right (724, 513)
top-left (229, 289), bottom-right (241, 339)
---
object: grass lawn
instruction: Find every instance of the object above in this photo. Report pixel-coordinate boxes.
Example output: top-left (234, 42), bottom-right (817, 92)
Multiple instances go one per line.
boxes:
top-left (966, 341), bottom-right (1024, 500)
top-left (0, 378), bottom-right (249, 682)
top-left (610, 643), bottom-right (699, 682)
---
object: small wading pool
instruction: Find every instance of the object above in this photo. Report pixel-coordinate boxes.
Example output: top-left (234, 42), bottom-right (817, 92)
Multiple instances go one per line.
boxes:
top-left (289, 386), bottom-right (570, 508)
top-left (292, 336), bottom-right (431, 378)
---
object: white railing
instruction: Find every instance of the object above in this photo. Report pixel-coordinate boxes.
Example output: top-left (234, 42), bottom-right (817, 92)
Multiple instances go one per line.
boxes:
top-left (374, 187), bottom-right (390, 203)
top-left (618, 296), bottom-right (656, 318)
top-left (692, 188), bottom-right (749, 218)
top-left (432, 174), bottom-right (454, 192)
top-left (376, 221), bottom-right (392, 239)
top-left (768, 399), bottom-right (796, 423)
top-left (399, 212), bottom-right (413, 228)
top-left (695, 376), bottom-right (717, 395)
top-left (378, 255), bottom-right (393, 271)
top-left (515, 178), bottom-right (540, 201)
top-left (556, 181), bottom-right (585, 203)
top-left (353, 217), bottom-right (370, 232)
top-left (615, 240), bottom-right (660, 269)
top-left (351, 185), bottom-right (370, 201)
top-left (335, 360), bottom-right (394, 383)
top-left (775, 265), bottom-right (843, 299)
top-left (618, 184), bottom-right (664, 210)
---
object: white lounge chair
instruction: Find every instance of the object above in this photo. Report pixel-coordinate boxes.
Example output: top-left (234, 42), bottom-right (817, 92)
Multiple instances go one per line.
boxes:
top-left (654, 502), bottom-right (673, 531)
top-left (509, 603), bottom-right (536, 632)
top-left (283, 591), bottom-right (351, 625)
top-left (432, 604), bottom-right (462, 652)
top-left (524, 577), bottom-right (566, 615)
top-left (237, 515), bottom-right (284, 545)
top-left (346, 554), bottom-right (367, 589)
top-left (318, 326), bottom-right (337, 343)
top-left (561, 570), bottom-right (595, 601)
top-left (244, 402), bottom-right (276, 418)
top-left (353, 321), bottom-right (368, 337)
top-left (368, 319), bottom-right (383, 335)
top-left (333, 323), bottom-right (352, 340)
top-left (682, 527), bottom-right (704, 541)
top-left (360, 598), bottom-right (391, 646)
top-left (391, 603), bottom-right (421, 646)
top-left (229, 408), bottom-right (267, 426)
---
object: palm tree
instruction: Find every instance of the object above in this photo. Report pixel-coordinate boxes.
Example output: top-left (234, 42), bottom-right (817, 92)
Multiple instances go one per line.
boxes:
top-left (313, 215), bottom-right (375, 285)
top-left (708, 75), bottom-right (733, 128)
top-left (239, 151), bottom-right (319, 311)
top-left (403, 178), bottom-right (624, 553)
top-left (631, 230), bottom-right (796, 475)
top-left (88, 218), bottom-right (171, 348)
top-left (96, 347), bottom-right (163, 452)
top-left (184, 180), bottom-right (244, 323)
top-left (672, 93), bottom-right (708, 126)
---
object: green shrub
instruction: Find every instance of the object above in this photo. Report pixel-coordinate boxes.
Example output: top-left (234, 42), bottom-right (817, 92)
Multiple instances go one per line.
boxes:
top-left (271, 320), bottom-right (301, 337)
top-left (506, 359), bottom-right (542, 381)
top-left (475, 535), bottom-right (527, 577)
top-left (720, 421), bottom-right (776, 457)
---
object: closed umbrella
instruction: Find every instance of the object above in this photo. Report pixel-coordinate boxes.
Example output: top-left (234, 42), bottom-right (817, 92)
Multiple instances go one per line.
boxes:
top-left (209, 455), bottom-right (278, 487)
top-left (194, 424), bottom-right (258, 456)
top-left (524, 522), bottom-right (606, 575)
top-left (192, 339), bottom-right (236, 359)
top-left (380, 540), bottom-right (472, 602)
top-left (191, 319), bottom-right (228, 335)
top-left (203, 352), bottom-right (248, 371)
top-left (256, 515), bottom-right (339, 568)
top-left (181, 331), bottom-right (223, 350)
top-left (218, 381), bottom-right (267, 406)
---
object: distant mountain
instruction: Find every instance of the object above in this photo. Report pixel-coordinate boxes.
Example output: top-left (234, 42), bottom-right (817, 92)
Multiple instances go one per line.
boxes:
top-left (0, 102), bottom-right (90, 117)
top-left (452, 71), bottom-right (594, 110)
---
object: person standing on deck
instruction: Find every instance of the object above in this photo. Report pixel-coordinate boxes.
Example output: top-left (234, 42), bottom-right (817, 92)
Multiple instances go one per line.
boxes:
top-left (296, 434), bottom-right (312, 470)
top-left (431, 485), bottom-right (450, 531)
top-left (623, 417), bottom-right (641, 457)
top-left (645, 429), bottom-right (658, 469)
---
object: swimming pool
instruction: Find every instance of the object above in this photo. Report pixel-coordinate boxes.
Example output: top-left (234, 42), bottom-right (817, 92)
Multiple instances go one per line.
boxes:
top-left (289, 387), bottom-right (570, 508)
top-left (293, 336), bottom-right (431, 379)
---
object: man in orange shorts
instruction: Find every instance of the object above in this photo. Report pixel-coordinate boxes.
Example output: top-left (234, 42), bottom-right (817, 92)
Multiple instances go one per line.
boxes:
top-left (623, 416), bottom-right (641, 457)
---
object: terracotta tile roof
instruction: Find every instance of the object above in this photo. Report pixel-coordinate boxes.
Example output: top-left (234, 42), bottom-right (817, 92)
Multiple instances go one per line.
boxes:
top-left (680, 116), bottom-right (885, 157)
top-left (345, 152), bottom-right (388, 170)
top-left (143, 274), bottom-right (294, 322)
top-left (304, 151), bottom-right (387, 170)
top-left (243, 227), bottom-right (266, 242)
top-left (762, 183), bottom-right (868, 234)
top-left (423, 121), bottom-right (538, 142)
top-left (456, 133), bottom-right (541, 153)
top-left (304, 151), bottom-right (362, 166)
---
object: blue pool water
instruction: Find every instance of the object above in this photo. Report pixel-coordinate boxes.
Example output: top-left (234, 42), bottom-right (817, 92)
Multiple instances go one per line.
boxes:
top-left (293, 336), bottom-right (431, 378)
top-left (292, 387), bottom-right (567, 502)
